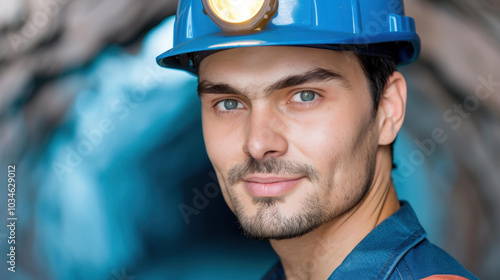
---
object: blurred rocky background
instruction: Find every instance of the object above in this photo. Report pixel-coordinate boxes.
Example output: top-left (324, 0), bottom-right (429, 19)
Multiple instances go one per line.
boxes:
top-left (0, 0), bottom-right (498, 279)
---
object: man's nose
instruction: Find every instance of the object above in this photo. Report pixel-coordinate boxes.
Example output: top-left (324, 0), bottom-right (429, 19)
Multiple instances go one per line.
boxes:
top-left (243, 107), bottom-right (288, 161)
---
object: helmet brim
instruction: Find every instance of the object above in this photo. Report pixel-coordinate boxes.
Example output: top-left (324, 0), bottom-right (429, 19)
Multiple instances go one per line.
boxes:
top-left (156, 27), bottom-right (420, 74)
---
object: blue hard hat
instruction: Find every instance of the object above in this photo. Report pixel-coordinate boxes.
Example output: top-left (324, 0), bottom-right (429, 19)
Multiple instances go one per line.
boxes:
top-left (156, 0), bottom-right (420, 74)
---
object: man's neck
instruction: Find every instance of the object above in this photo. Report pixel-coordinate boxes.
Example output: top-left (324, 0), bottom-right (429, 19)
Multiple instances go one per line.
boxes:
top-left (269, 154), bottom-right (400, 280)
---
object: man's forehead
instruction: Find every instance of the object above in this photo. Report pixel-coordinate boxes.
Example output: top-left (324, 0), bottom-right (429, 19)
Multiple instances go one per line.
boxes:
top-left (199, 46), bottom-right (358, 75)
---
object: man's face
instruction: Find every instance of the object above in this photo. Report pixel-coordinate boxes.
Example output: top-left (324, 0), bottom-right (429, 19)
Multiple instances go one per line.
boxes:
top-left (198, 46), bottom-right (380, 240)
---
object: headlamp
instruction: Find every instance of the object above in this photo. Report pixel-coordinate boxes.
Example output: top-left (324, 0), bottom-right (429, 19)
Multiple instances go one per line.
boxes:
top-left (202, 0), bottom-right (278, 32)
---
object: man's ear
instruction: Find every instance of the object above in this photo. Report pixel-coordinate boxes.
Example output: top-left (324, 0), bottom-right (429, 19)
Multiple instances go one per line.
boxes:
top-left (377, 71), bottom-right (407, 145)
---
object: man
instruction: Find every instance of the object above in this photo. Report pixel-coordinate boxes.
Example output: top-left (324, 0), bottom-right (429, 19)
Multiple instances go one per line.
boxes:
top-left (157, 1), bottom-right (479, 279)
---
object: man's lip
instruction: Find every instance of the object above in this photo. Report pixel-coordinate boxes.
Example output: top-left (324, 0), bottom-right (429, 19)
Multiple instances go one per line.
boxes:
top-left (242, 175), bottom-right (305, 184)
top-left (242, 175), bottom-right (305, 197)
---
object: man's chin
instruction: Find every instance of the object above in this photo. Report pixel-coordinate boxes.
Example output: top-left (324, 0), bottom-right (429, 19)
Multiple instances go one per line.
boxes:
top-left (236, 207), bottom-right (328, 241)
top-left (240, 224), bottom-right (322, 241)
top-left (231, 186), bottom-right (331, 240)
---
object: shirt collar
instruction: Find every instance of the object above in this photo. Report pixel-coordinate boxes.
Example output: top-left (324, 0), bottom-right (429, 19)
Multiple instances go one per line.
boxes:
top-left (262, 201), bottom-right (427, 280)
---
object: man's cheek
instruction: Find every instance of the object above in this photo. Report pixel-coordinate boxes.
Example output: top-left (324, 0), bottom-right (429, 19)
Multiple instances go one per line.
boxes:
top-left (295, 127), bottom-right (339, 158)
top-left (204, 124), bottom-right (230, 158)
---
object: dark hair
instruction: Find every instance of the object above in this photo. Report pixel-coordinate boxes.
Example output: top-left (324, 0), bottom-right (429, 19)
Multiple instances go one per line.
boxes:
top-left (355, 54), bottom-right (397, 113)
top-left (355, 54), bottom-right (398, 169)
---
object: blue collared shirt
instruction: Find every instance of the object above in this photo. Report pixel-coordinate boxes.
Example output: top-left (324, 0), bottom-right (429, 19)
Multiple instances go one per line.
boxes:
top-left (262, 201), bottom-right (479, 280)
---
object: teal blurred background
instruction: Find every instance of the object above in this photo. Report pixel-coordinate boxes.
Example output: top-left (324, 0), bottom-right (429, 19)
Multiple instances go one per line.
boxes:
top-left (0, 0), bottom-right (499, 279)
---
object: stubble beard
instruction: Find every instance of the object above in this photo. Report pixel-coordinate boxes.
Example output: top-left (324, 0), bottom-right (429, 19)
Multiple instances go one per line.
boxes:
top-left (224, 146), bottom-right (377, 241)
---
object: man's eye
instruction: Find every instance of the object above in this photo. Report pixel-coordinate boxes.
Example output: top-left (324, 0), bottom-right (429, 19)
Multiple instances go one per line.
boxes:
top-left (290, 91), bottom-right (317, 102)
top-left (216, 99), bottom-right (244, 111)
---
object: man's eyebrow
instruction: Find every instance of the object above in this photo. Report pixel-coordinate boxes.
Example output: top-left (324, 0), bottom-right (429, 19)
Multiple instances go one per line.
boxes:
top-left (197, 81), bottom-right (243, 96)
top-left (265, 68), bottom-right (351, 95)
top-left (197, 67), bottom-right (350, 97)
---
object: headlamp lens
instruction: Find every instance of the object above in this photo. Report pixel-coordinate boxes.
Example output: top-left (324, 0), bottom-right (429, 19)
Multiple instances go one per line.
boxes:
top-left (207, 0), bottom-right (265, 23)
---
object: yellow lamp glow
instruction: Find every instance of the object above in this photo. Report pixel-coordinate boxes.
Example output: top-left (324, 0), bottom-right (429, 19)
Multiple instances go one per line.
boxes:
top-left (202, 0), bottom-right (278, 32)
top-left (207, 0), bottom-right (265, 23)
